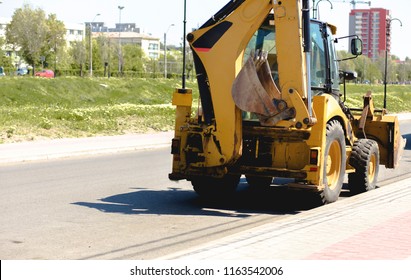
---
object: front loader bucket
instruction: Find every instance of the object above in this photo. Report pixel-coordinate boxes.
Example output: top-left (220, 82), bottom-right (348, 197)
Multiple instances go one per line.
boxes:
top-left (232, 52), bottom-right (282, 117)
top-left (354, 93), bottom-right (406, 169)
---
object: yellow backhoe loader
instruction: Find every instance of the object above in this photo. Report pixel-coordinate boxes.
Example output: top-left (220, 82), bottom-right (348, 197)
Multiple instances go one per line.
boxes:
top-left (169, 0), bottom-right (405, 204)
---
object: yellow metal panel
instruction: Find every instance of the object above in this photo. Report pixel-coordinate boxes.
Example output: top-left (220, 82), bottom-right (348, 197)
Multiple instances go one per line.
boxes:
top-left (171, 88), bottom-right (192, 174)
top-left (189, 1), bottom-right (273, 165)
top-left (274, 1), bottom-right (307, 102)
top-left (306, 95), bottom-right (327, 185)
top-left (172, 89), bottom-right (193, 107)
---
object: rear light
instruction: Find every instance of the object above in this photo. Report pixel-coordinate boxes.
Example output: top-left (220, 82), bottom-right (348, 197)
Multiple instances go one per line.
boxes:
top-left (310, 149), bottom-right (319, 165)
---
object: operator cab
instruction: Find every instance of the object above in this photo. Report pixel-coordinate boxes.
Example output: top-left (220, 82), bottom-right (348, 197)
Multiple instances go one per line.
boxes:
top-left (243, 14), bottom-right (341, 97)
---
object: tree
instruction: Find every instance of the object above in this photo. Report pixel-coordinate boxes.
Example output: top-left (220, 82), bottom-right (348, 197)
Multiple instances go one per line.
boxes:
top-left (0, 37), bottom-right (13, 69)
top-left (70, 41), bottom-right (87, 77)
top-left (45, 14), bottom-right (67, 76)
top-left (123, 44), bottom-right (146, 73)
top-left (337, 50), bottom-right (356, 72)
top-left (353, 55), bottom-right (382, 83)
top-left (6, 4), bottom-right (49, 75)
top-left (96, 35), bottom-right (112, 77)
top-left (337, 50), bottom-right (382, 84)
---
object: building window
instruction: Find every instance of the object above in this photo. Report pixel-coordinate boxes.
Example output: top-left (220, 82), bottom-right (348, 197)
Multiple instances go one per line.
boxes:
top-left (149, 52), bottom-right (159, 59)
top-left (148, 43), bottom-right (159, 50)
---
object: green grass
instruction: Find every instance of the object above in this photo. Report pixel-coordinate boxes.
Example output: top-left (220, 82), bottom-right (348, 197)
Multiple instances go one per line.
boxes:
top-left (0, 76), bottom-right (199, 143)
top-left (0, 76), bottom-right (410, 144)
top-left (343, 84), bottom-right (411, 113)
top-left (0, 76), bottom-right (187, 106)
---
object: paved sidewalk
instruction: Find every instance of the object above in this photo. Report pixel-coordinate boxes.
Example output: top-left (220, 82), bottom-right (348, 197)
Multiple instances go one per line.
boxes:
top-left (161, 177), bottom-right (411, 260)
top-left (0, 131), bottom-right (173, 164)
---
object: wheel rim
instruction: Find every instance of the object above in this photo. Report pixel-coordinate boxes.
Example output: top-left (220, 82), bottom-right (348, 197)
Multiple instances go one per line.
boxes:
top-left (368, 153), bottom-right (377, 182)
top-left (326, 140), bottom-right (342, 190)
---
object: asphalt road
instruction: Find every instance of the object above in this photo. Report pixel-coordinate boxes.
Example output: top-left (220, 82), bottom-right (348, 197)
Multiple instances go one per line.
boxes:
top-left (1, 120), bottom-right (411, 260)
top-left (0, 148), bottom-right (293, 259)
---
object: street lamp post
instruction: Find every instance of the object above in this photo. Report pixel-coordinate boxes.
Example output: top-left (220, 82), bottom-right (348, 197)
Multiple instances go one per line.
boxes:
top-left (164, 24), bottom-right (174, 79)
top-left (312, 0), bottom-right (315, 18)
top-left (89, 13), bottom-right (100, 77)
top-left (383, 17), bottom-right (402, 109)
top-left (118, 6), bottom-right (124, 75)
top-left (182, 0), bottom-right (187, 89)
top-left (313, 0), bottom-right (333, 20)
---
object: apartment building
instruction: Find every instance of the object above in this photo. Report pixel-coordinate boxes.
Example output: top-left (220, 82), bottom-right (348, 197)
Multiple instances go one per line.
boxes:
top-left (65, 23), bottom-right (86, 43)
top-left (89, 22), bottom-right (161, 59)
top-left (349, 8), bottom-right (390, 60)
top-left (2, 17), bottom-right (160, 68)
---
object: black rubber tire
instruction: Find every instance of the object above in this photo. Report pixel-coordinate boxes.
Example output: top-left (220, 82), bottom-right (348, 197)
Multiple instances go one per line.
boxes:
top-left (321, 120), bottom-right (346, 204)
top-left (191, 174), bottom-right (240, 199)
top-left (348, 139), bottom-right (379, 194)
top-left (245, 175), bottom-right (273, 188)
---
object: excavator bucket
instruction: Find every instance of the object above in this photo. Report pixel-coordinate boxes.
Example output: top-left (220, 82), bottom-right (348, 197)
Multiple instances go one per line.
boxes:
top-left (232, 51), bottom-right (282, 117)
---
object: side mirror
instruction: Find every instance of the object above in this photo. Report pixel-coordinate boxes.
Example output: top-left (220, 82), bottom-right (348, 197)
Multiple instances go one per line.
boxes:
top-left (340, 71), bottom-right (357, 81)
top-left (351, 38), bottom-right (363, 56)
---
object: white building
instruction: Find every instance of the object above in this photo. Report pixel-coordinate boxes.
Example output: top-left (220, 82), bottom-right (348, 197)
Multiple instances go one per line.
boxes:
top-left (92, 31), bottom-right (161, 59)
top-left (1, 19), bottom-right (86, 69)
top-left (1, 18), bottom-right (161, 68)
top-left (0, 17), bottom-right (23, 68)
top-left (65, 23), bottom-right (86, 43)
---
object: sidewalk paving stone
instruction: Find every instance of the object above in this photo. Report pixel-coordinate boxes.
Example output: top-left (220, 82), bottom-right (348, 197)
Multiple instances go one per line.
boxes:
top-left (161, 178), bottom-right (411, 260)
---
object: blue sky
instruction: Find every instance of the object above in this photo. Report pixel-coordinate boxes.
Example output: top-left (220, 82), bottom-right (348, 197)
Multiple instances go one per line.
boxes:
top-left (1, 0), bottom-right (409, 59)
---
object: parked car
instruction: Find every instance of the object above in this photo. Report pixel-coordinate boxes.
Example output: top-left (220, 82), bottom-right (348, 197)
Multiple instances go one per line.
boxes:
top-left (16, 68), bottom-right (28, 76)
top-left (35, 69), bottom-right (54, 78)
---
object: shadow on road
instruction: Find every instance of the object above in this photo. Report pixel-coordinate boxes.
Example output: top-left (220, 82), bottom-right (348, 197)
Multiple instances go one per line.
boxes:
top-left (73, 130), bottom-right (411, 218)
top-left (73, 178), bottom-right (326, 217)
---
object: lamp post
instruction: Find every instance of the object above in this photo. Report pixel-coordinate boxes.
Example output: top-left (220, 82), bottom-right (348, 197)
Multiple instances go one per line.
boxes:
top-left (383, 17), bottom-right (402, 109)
top-left (118, 6), bottom-right (124, 75)
top-left (312, 0), bottom-right (315, 18)
top-left (89, 13), bottom-right (100, 77)
top-left (182, 0), bottom-right (187, 89)
top-left (313, 0), bottom-right (333, 20)
top-left (164, 24), bottom-right (175, 79)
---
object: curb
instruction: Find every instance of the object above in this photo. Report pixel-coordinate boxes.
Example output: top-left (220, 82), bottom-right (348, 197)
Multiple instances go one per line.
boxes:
top-left (0, 131), bottom-right (173, 164)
